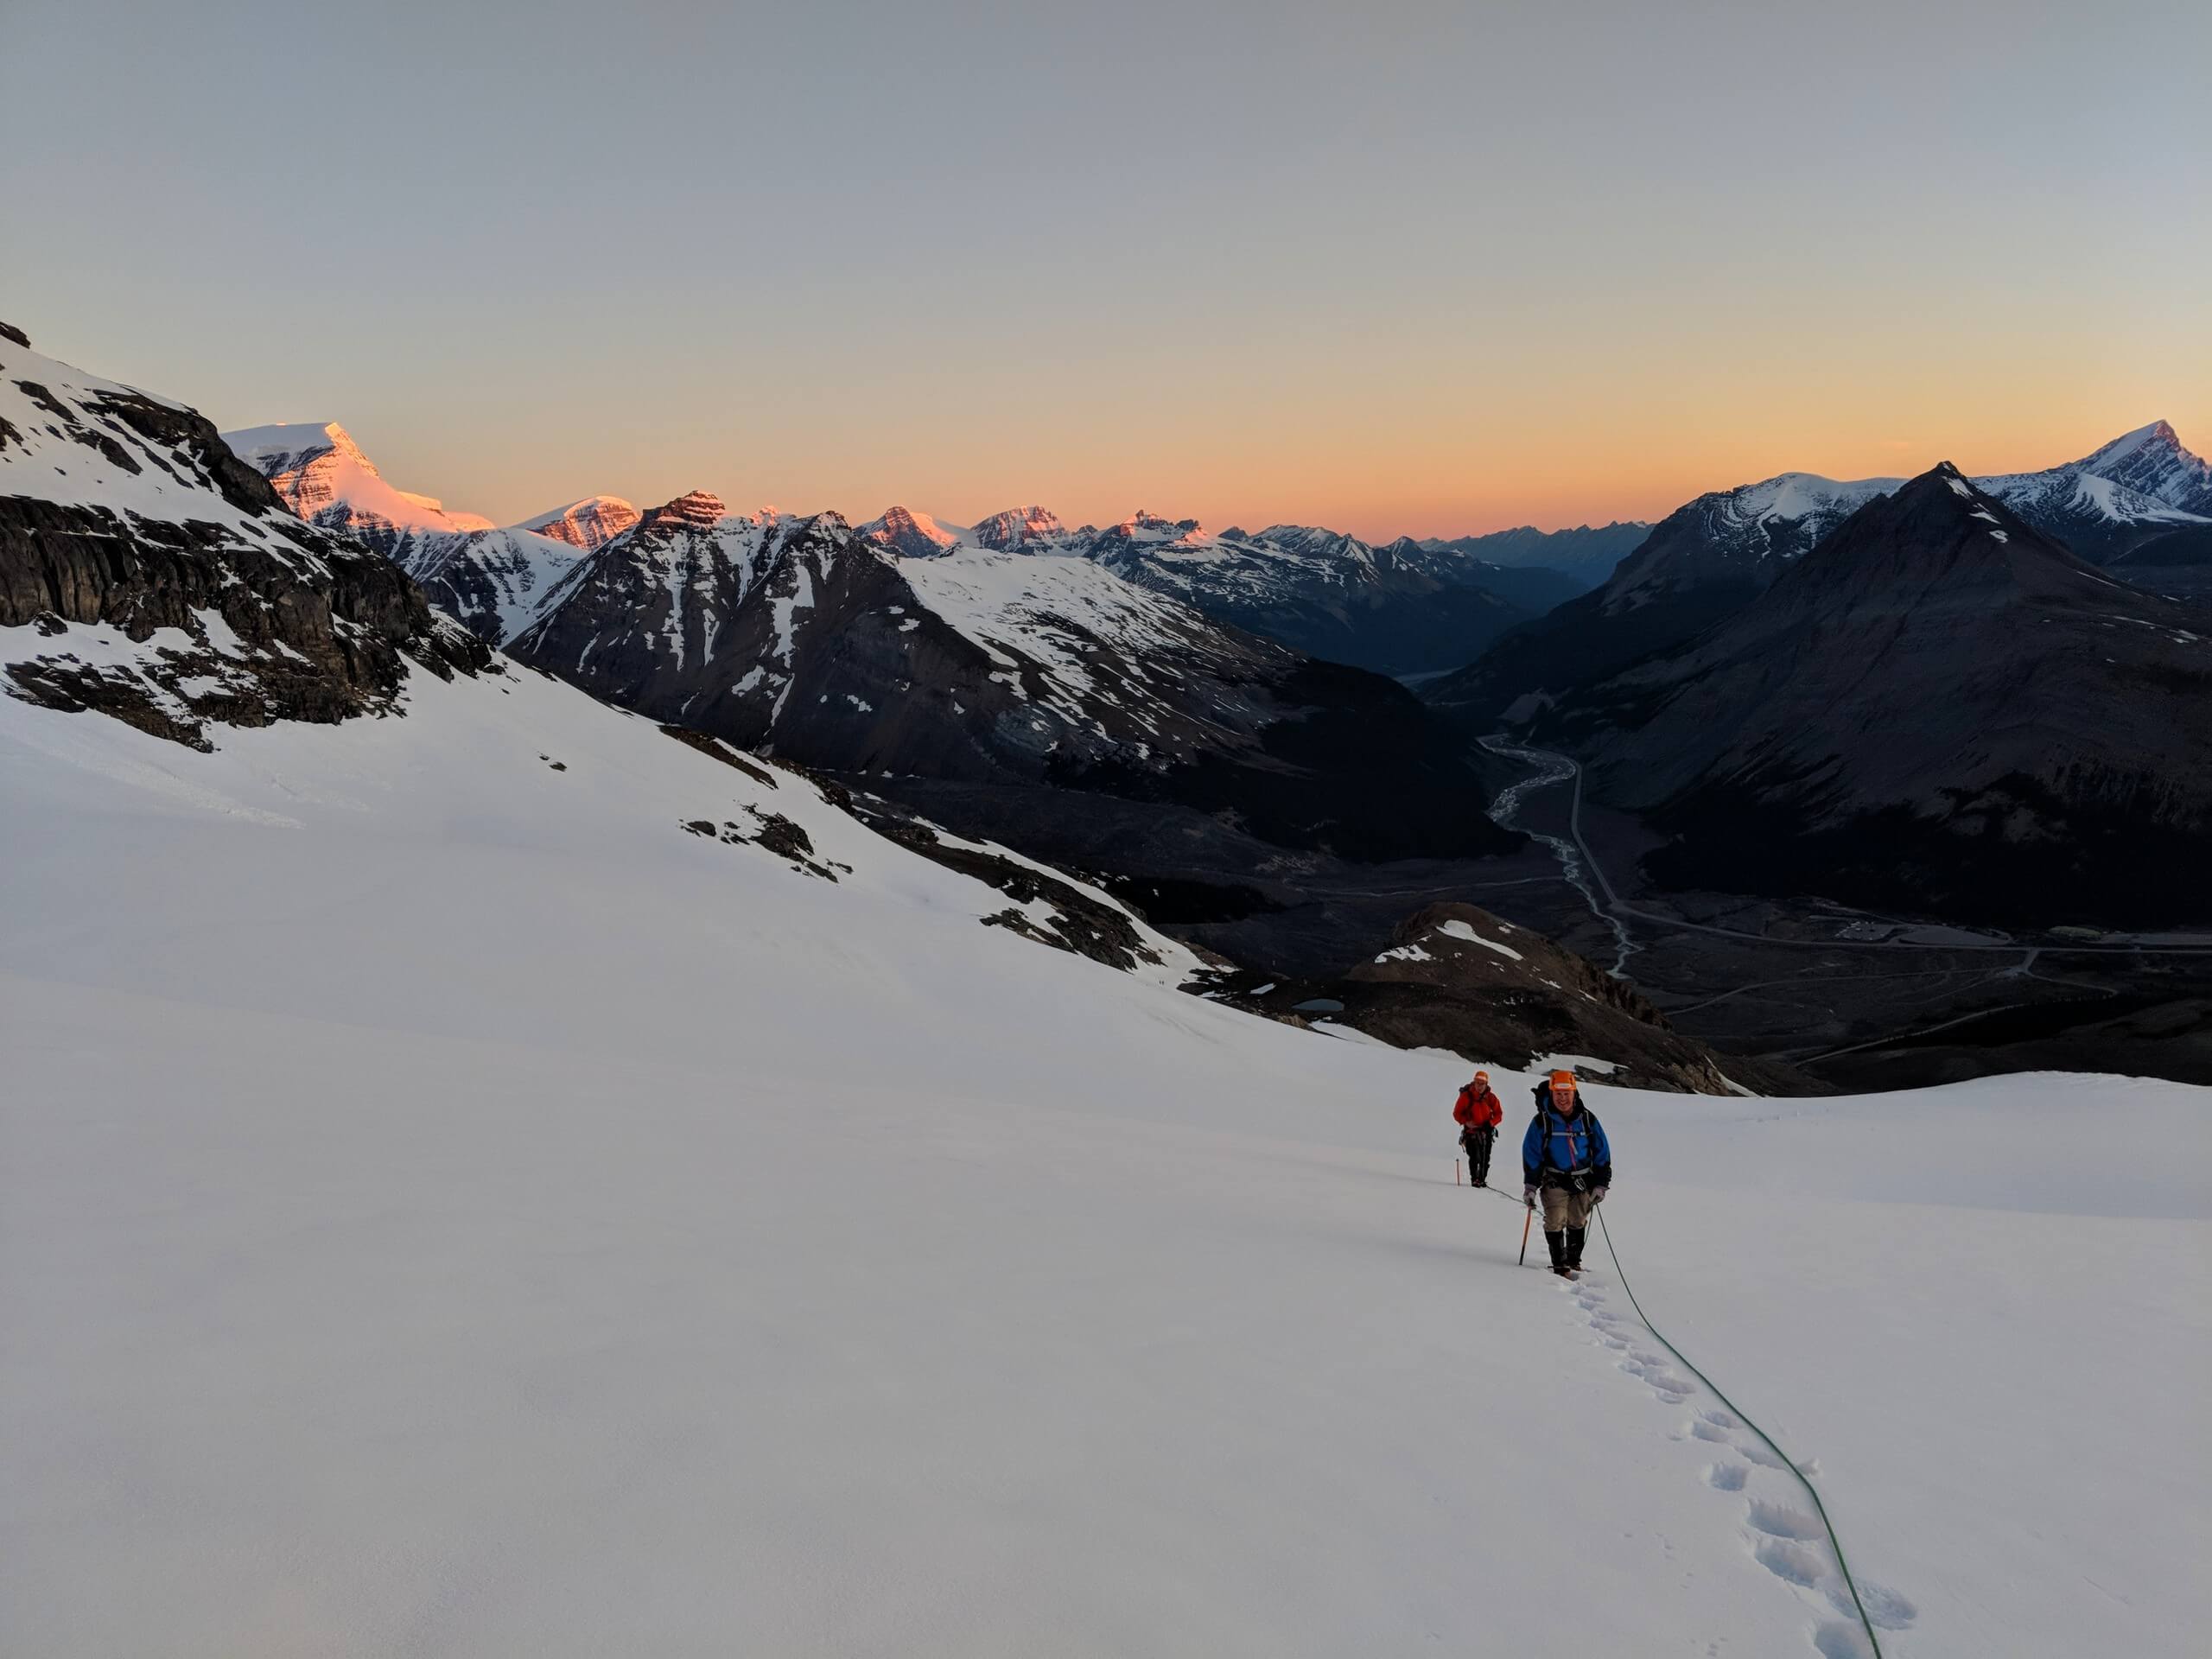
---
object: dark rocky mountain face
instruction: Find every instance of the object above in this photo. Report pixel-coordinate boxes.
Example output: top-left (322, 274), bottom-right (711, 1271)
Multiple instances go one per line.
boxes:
top-left (509, 494), bottom-right (1518, 868)
top-left (1201, 900), bottom-right (1812, 1094)
top-left (1, 328), bottom-right (489, 750)
top-left (1540, 464), bottom-right (2212, 927)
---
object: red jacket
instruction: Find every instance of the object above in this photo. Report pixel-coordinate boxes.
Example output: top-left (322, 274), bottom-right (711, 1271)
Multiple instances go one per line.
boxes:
top-left (1453, 1083), bottom-right (1503, 1130)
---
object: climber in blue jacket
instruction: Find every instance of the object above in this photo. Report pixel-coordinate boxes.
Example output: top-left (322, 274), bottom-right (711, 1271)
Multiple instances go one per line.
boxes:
top-left (1522, 1069), bottom-right (1611, 1278)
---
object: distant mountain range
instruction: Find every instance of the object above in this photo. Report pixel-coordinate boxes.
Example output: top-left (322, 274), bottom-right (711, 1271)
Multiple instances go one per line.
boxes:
top-left (849, 505), bottom-right (1607, 674)
top-left (214, 426), bottom-right (1612, 677)
top-left (1416, 521), bottom-right (1651, 585)
top-left (1426, 421), bottom-right (2212, 724)
top-left (1510, 463), bottom-right (2212, 925)
top-left (501, 490), bottom-right (1512, 869)
top-left (206, 397), bottom-right (2212, 937)
top-left (847, 505), bottom-right (1554, 675)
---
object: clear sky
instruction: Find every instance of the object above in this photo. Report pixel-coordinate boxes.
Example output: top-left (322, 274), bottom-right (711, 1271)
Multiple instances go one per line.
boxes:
top-left (4, 0), bottom-right (2206, 537)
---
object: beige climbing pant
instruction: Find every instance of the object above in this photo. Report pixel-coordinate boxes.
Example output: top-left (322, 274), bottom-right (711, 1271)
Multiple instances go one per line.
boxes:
top-left (1541, 1185), bottom-right (1595, 1231)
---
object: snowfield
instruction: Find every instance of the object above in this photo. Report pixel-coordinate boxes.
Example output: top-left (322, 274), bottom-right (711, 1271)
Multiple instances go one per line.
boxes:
top-left (1, 652), bottom-right (2205, 1658)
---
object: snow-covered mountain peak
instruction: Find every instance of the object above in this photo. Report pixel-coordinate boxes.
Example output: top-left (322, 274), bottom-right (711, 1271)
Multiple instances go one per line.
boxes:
top-left (858, 505), bottom-right (963, 558)
top-left (639, 490), bottom-right (730, 531)
top-left (223, 418), bottom-right (352, 472)
top-left (969, 505), bottom-right (1069, 551)
top-left (2088, 418), bottom-right (2179, 461)
top-left (1095, 510), bottom-right (1211, 550)
top-left (221, 420), bottom-right (495, 535)
top-left (519, 495), bottom-right (641, 550)
top-left (1732, 471), bottom-right (1902, 525)
top-left (1252, 524), bottom-right (1376, 565)
top-left (2065, 418), bottom-right (2212, 516)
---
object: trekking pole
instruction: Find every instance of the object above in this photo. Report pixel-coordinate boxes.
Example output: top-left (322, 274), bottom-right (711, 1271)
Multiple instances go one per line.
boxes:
top-left (1517, 1200), bottom-right (1533, 1266)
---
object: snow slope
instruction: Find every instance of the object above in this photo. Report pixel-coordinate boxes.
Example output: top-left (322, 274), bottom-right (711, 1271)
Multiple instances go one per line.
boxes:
top-left (1, 649), bottom-right (2202, 1657)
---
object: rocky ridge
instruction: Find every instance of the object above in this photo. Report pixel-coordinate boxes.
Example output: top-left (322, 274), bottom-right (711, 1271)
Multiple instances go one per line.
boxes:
top-left (2, 327), bottom-right (489, 750)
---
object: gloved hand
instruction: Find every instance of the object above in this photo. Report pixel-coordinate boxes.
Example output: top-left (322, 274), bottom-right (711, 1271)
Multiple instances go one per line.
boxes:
top-left (1592, 1186), bottom-right (1608, 1205)
top-left (1523, 1185), bottom-right (1537, 1209)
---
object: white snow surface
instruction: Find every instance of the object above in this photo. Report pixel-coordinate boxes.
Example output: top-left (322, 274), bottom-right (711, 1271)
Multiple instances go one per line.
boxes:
top-left (0, 658), bottom-right (2205, 1657)
top-left (1436, 917), bottom-right (1524, 960)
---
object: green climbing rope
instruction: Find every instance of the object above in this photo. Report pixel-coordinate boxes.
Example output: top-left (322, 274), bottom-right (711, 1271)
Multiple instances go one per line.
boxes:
top-left (1592, 1204), bottom-right (1886, 1659)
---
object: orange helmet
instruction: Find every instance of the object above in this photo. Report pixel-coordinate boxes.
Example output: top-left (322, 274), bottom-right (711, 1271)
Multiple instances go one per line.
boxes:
top-left (1474, 1070), bottom-right (1490, 1084)
top-left (1548, 1070), bottom-right (1578, 1092)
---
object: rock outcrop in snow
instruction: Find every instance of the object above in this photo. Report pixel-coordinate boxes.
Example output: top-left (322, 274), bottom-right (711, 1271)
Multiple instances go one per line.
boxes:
top-left (1207, 900), bottom-right (1808, 1094)
top-left (1, 327), bottom-right (490, 750)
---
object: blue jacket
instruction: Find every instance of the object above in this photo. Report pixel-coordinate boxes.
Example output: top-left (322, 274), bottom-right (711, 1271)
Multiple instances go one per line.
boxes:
top-left (1522, 1089), bottom-right (1612, 1189)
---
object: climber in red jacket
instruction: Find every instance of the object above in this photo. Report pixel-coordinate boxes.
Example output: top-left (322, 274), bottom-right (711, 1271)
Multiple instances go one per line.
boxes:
top-left (1452, 1070), bottom-right (1505, 1187)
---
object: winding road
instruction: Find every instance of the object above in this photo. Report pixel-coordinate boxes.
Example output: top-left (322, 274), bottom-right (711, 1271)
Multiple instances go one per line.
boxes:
top-left (1478, 734), bottom-right (2212, 959)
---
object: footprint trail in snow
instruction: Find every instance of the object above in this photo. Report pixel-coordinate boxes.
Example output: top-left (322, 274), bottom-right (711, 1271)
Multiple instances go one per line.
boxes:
top-left (1562, 1274), bottom-right (1918, 1657)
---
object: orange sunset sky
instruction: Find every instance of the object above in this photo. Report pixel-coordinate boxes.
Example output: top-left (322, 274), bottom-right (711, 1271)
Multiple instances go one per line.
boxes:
top-left (3, 1), bottom-right (2204, 538)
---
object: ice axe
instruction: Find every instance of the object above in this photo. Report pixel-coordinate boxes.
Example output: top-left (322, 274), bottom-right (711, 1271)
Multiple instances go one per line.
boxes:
top-left (1517, 1198), bottom-right (1534, 1266)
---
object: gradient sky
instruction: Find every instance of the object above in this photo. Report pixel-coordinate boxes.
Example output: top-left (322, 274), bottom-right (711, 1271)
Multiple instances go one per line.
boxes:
top-left (4, 0), bottom-right (2207, 537)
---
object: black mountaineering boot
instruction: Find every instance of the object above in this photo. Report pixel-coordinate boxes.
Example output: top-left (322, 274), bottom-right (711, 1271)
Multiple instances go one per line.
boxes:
top-left (1566, 1227), bottom-right (1586, 1272)
top-left (1545, 1230), bottom-right (1569, 1275)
